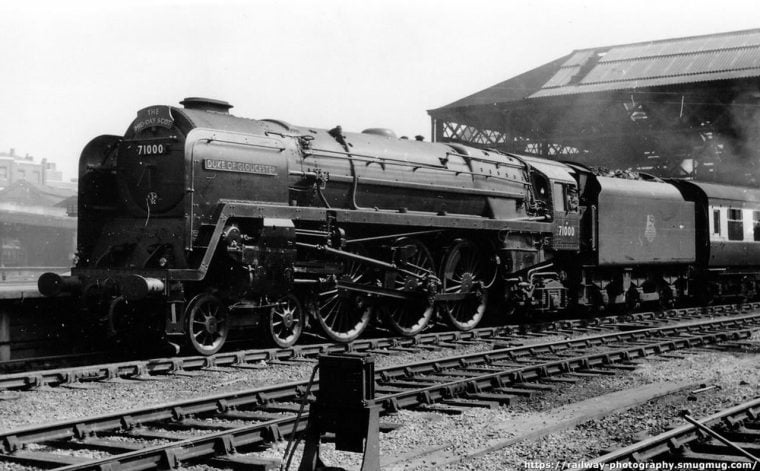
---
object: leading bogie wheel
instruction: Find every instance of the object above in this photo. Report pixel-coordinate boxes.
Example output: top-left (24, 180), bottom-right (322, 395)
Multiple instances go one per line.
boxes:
top-left (106, 296), bottom-right (135, 338)
top-left (316, 251), bottom-right (373, 342)
top-left (264, 294), bottom-right (304, 348)
top-left (440, 239), bottom-right (488, 331)
top-left (184, 293), bottom-right (229, 355)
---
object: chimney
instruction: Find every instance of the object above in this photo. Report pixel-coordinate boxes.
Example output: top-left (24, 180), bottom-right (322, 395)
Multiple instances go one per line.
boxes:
top-left (41, 158), bottom-right (47, 185)
top-left (9, 148), bottom-right (14, 157)
top-left (180, 97), bottom-right (233, 114)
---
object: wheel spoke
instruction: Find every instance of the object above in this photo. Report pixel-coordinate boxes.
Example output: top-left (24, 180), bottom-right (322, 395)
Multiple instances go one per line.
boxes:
top-left (320, 295), bottom-right (337, 311)
top-left (441, 240), bottom-right (487, 331)
top-left (464, 253), bottom-right (478, 272)
top-left (185, 294), bottom-right (229, 355)
top-left (264, 295), bottom-right (303, 348)
top-left (340, 308), bottom-right (350, 332)
top-left (383, 238), bottom-right (435, 336)
top-left (322, 300), bottom-right (338, 326)
top-left (315, 246), bottom-right (373, 342)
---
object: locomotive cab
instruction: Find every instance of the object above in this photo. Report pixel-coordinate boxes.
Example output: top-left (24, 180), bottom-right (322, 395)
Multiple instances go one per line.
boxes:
top-left (500, 155), bottom-right (581, 313)
top-left (513, 155), bottom-right (580, 252)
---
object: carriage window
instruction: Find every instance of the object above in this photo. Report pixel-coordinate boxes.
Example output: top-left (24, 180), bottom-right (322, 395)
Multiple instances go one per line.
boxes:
top-left (754, 211), bottom-right (760, 241)
top-left (713, 210), bottom-right (721, 235)
top-left (728, 208), bottom-right (743, 241)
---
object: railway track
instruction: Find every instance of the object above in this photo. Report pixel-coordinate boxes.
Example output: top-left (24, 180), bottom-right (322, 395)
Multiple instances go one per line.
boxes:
top-left (584, 397), bottom-right (760, 468)
top-left (0, 303), bottom-right (753, 391)
top-left (1, 313), bottom-right (758, 470)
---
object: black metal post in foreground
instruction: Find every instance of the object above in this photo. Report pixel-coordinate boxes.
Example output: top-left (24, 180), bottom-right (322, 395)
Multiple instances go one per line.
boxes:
top-left (299, 353), bottom-right (379, 471)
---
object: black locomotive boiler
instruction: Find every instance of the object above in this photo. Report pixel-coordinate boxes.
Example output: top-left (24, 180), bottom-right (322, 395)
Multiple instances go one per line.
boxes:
top-left (38, 98), bottom-right (583, 354)
top-left (38, 98), bottom-right (760, 355)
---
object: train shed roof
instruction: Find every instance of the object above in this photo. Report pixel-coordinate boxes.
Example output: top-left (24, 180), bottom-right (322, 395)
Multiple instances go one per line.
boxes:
top-left (431, 28), bottom-right (760, 114)
top-left (428, 29), bottom-right (760, 185)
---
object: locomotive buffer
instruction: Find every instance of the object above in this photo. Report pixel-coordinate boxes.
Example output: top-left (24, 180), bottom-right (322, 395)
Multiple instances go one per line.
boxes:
top-left (299, 353), bottom-right (379, 471)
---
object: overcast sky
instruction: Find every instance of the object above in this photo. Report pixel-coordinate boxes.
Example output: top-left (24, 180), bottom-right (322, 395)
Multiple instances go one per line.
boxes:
top-left (2, 0), bottom-right (759, 180)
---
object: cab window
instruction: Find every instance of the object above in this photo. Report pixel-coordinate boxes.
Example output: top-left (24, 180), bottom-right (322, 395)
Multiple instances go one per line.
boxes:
top-left (552, 183), bottom-right (566, 212)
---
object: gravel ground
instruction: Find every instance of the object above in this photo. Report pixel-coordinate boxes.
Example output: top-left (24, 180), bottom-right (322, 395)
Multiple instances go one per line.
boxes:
top-left (184, 331), bottom-right (760, 471)
top-left (0, 317), bottom-right (755, 471)
top-left (387, 334), bottom-right (760, 471)
top-left (0, 330), bottom-right (582, 431)
top-left (0, 310), bottom-right (735, 432)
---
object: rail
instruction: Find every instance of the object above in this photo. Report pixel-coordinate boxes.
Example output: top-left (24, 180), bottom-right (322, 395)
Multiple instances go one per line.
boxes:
top-left (1, 303), bottom-right (752, 390)
top-left (0, 313), bottom-right (758, 470)
top-left (582, 397), bottom-right (760, 468)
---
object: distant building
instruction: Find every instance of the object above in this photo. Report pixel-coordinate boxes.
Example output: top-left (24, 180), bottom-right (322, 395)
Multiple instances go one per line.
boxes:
top-left (0, 158), bottom-right (77, 277)
top-left (0, 148), bottom-right (65, 188)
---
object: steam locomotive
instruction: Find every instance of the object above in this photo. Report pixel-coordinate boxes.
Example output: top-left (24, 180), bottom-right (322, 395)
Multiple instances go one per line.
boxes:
top-left (38, 98), bottom-right (760, 355)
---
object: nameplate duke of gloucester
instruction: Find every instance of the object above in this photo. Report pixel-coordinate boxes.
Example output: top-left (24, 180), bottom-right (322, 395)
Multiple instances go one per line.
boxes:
top-left (203, 159), bottom-right (278, 176)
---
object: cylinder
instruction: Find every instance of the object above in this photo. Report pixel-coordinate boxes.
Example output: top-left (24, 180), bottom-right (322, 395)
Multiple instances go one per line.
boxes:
top-left (121, 275), bottom-right (165, 301)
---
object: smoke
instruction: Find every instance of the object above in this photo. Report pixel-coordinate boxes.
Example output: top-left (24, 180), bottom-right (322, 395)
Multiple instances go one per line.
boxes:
top-left (718, 88), bottom-right (760, 186)
top-left (439, 83), bottom-right (760, 188)
top-left (534, 89), bottom-right (760, 187)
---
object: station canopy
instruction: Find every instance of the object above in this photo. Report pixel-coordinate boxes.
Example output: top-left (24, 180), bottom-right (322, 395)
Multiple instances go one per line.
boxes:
top-left (428, 29), bottom-right (760, 185)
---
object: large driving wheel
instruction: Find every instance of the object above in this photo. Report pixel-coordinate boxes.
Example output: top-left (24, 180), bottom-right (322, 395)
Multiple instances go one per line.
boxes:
top-left (380, 238), bottom-right (436, 336)
top-left (316, 252), bottom-right (373, 342)
top-left (264, 294), bottom-right (304, 348)
top-left (184, 293), bottom-right (229, 355)
top-left (440, 239), bottom-right (488, 331)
